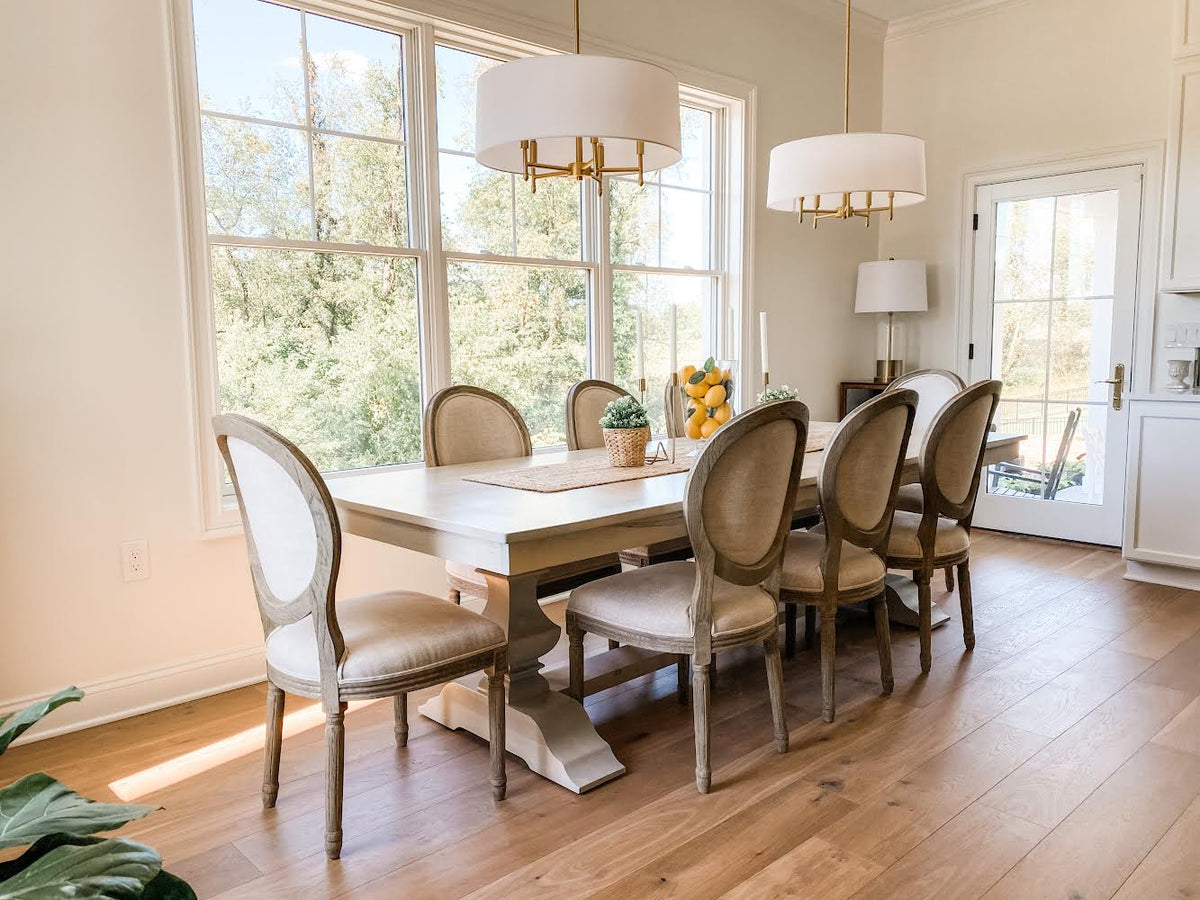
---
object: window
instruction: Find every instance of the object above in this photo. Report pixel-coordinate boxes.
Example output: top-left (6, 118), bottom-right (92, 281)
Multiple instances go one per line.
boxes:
top-left (176, 0), bottom-right (747, 529)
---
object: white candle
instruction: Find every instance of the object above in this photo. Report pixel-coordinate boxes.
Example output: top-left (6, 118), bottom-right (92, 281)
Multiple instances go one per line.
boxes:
top-left (668, 304), bottom-right (678, 377)
top-left (759, 311), bottom-right (770, 375)
top-left (635, 312), bottom-right (645, 381)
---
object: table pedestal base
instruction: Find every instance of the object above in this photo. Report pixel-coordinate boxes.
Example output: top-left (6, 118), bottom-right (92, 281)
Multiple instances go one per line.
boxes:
top-left (884, 573), bottom-right (951, 629)
top-left (420, 675), bottom-right (626, 794)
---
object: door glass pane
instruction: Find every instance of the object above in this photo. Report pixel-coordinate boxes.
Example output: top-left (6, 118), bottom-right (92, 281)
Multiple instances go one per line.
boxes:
top-left (447, 262), bottom-right (588, 447)
top-left (987, 188), bottom-right (1120, 506)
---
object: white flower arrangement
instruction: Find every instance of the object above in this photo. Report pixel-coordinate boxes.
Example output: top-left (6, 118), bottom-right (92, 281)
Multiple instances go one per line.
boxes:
top-left (757, 385), bottom-right (799, 404)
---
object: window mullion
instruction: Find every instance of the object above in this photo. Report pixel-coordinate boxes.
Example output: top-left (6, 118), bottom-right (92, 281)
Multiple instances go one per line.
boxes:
top-left (300, 13), bottom-right (318, 241)
top-left (587, 180), bottom-right (613, 381)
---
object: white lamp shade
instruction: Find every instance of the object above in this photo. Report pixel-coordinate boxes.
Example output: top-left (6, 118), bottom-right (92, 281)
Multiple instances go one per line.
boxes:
top-left (855, 259), bottom-right (928, 314)
top-left (475, 55), bottom-right (682, 173)
top-left (766, 132), bottom-right (926, 212)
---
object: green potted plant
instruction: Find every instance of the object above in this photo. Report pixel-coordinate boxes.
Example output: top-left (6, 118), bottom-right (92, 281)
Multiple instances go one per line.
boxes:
top-left (0, 688), bottom-right (195, 899)
top-left (758, 384), bottom-right (799, 404)
top-left (599, 395), bottom-right (650, 467)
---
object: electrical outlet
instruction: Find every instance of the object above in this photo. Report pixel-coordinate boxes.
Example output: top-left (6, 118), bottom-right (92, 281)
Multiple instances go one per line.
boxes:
top-left (121, 539), bottom-right (150, 582)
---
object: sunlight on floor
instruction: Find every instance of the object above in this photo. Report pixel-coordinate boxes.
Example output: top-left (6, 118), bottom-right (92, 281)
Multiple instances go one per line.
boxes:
top-left (108, 698), bottom-right (381, 801)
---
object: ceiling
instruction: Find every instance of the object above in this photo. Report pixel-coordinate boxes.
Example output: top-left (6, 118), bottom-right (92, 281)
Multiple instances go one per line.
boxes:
top-left (846, 0), bottom-right (967, 21)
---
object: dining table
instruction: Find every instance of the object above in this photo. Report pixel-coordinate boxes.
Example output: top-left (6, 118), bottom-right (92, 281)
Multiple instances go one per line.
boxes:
top-left (327, 427), bottom-right (1023, 794)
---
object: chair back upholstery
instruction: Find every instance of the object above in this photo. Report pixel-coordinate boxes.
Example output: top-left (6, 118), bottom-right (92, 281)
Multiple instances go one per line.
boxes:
top-left (213, 414), bottom-right (344, 696)
top-left (819, 390), bottom-right (918, 556)
top-left (885, 368), bottom-right (965, 441)
top-left (424, 386), bottom-right (533, 467)
top-left (919, 380), bottom-right (1003, 525)
top-left (686, 401), bottom-right (810, 589)
top-left (664, 377), bottom-right (685, 439)
top-left (566, 380), bottom-right (631, 450)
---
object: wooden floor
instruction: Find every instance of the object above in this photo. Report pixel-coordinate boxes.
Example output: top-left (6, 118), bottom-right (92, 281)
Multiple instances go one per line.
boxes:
top-left (8, 532), bottom-right (1200, 898)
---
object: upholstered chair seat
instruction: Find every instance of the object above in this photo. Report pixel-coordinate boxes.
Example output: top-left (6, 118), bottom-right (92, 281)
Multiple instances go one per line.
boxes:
top-left (893, 483), bottom-right (925, 513)
top-left (886, 511), bottom-right (971, 563)
top-left (779, 390), bottom-right (918, 723)
top-left (567, 402), bottom-right (812, 793)
top-left (781, 530), bottom-right (886, 596)
top-left (266, 591), bottom-right (506, 690)
top-left (569, 561), bottom-right (778, 643)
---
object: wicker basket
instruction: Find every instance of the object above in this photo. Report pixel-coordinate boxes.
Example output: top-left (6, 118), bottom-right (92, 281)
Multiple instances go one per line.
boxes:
top-left (603, 427), bottom-right (649, 467)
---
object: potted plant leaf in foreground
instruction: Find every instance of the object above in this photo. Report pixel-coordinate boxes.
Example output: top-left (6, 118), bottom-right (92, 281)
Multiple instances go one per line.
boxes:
top-left (599, 395), bottom-right (651, 467)
top-left (0, 687), bottom-right (195, 899)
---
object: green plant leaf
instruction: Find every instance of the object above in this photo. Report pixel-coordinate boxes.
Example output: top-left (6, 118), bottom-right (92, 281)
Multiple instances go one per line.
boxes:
top-left (0, 775), bottom-right (157, 849)
top-left (138, 870), bottom-right (197, 900)
top-left (0, 689), bottom-right (83, 755)
top-left (687, 371), bottom-right (707, 385)
top-left (703, 356), bottom-right (715, 372)
top-left (0, 835), bottom-right (160, 899)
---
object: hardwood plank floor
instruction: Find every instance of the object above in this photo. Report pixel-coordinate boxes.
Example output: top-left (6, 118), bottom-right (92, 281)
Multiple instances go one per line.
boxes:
top-left (4, 533), bottom-right (1200, 899)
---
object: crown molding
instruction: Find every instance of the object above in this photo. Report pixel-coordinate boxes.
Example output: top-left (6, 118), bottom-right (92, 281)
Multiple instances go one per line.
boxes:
top-left (774, 0), bottom-right (890, 43)
top-left (886, 0), bottom-right (1033, 41)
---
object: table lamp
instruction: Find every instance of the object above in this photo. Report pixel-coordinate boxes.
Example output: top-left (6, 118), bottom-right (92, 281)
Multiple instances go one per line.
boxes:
top-left (855, 258), bottom-right (928, 383)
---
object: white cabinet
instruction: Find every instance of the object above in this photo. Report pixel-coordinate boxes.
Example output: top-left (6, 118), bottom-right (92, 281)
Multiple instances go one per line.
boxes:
top-left (1124, 400), bottom-right (1200, 578)
top-left (1162, 59), bottom-right (1200, 292)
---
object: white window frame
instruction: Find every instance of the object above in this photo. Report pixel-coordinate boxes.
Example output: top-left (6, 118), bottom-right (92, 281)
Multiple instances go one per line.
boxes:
top-left (166, 0), bottom-right (754, 535)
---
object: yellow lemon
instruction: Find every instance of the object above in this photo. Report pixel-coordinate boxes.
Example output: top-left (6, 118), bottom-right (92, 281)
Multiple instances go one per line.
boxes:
top-left (684, 379), bottom-right (709, 399)
top-left (688, 406), bottom-right (708, 427)
top-left (700, 417), bottom-right (720, 438)
top-left (680, 364), bottom-right (697, 383)
top-left (684, 417), bottom-right (703, 440)
top-left (714, 402), bottom-right (732, 424)
top-left (705, 367), bottom-right (723, 385)
top-left (703, 384), bottom-right (727, 408)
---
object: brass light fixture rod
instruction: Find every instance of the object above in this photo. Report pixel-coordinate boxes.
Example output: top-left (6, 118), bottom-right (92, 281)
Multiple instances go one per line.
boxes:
top-left (516, 0), bottom-right (648, 194)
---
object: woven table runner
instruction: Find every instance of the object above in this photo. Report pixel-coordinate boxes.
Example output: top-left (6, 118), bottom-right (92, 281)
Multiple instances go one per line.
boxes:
top-left (464, 422), bottom-right (837, 494)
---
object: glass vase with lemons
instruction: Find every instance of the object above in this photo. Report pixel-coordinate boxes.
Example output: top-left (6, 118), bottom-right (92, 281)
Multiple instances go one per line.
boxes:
top-left (678, 357), bottom-right (735, 441)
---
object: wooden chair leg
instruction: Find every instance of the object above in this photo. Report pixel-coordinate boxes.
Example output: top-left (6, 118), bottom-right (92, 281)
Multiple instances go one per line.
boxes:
top-left (566, 617), bottom-right (586, 702)
top-left (677, 654), bottom-right (689, 705)
top-left (917, 574), bottom-right (933, 674)
top-left (262, 683), bottom-right (284, 809)
top-left (324, 703), bottom-right (347, 860)
top-left (393, 694), bottom-right (408, 748)
top-left (608, 639), bottom-right (620, 650)
top-left (448, 588), bottom-right (461, 605)
top-left (804, 606), bottom-right (817, 650)
top-left (944, 566), bottom-right (955, 592)
top-left (870, 594), bottom-right (894, 695)
top-left (819, 602), bottom-right (837, 723)
top-left (710, 654), bottom-right (718, 692)
top-left (692, 660), bottom-right (711, 793)
top-left (764, 636), bottom-right (788, 753)
top-left (958, 561), bottom-right (975, 651)
top-left (487, 663), bottom-right (507, 801)
top-left (784, 603), bottom-right (797, 658)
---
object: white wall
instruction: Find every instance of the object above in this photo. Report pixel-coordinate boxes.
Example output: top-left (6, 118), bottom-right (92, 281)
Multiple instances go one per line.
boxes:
top-left (878, 0), bottom-right (1173, 372)
top-left (0, 0), bottom-right (883, 735)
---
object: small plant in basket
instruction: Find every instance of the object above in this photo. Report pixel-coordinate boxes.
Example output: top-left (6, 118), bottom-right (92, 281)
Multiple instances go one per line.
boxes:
top-left (599, 396), bottom-right (651, 467)
top-left (758, 385), bottom-right (799, 404)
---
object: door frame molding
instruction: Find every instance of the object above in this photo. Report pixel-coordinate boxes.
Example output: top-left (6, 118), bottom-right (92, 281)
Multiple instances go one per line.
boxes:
top-left (955, 143), bottom-right (1165, 394)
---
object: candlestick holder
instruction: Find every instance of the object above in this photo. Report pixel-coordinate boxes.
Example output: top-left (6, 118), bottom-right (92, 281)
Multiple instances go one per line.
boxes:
top-left (762, 370), bottom-right (770, 387)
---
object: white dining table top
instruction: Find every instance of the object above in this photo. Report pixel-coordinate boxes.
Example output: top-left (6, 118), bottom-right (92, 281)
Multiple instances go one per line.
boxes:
top-left (328, 429), bottom-right (1025, 548)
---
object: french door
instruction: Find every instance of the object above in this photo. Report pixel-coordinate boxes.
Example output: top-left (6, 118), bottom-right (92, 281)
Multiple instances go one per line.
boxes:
top-left (969, 166), bottom-right (1143, 546)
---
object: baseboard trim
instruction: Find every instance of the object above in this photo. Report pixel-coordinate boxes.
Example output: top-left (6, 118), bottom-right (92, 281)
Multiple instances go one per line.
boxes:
top-left (1124, 559), bottom-right (1200, 591)
top-left (0, 645), bottom-right (267, 747)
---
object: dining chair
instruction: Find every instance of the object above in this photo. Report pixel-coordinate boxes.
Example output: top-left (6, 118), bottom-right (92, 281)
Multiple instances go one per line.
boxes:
top-left (566, 401), bottom-right (810, 794)
top-left (779, 390), bottom-right (917, 723)
top-left (883, 379), bottom-right (1003, 673)
top-left (426, 385), bottom-right (622, 606)
top-left (884, 368), bottom-right (967, 590)
top-left (214, 413), bottom-right (508, 860)
top-left (566, 379), bottom-right (631, 452)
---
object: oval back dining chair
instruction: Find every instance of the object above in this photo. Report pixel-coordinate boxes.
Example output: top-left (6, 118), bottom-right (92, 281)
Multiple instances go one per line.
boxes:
top-left (424, 386), bottom-right (622, 606)
top-left (885, 368), bottom-right (967, 589)
top-left (214, 413), bottom-right (508, 860)
top-left (884, 379), bottom-right (1003, 673)
top-left (567, 401), bottom-right (811, 793)
top-left (664, 375), bottom-right (685, 439)
top-left (566, 379), bottom-right (631, 451)
top-left (778, 390), bottom-right (917, 723)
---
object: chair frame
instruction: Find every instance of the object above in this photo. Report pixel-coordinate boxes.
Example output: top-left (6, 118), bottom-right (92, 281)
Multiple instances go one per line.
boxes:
top-left (567, 401), bottom-right (811, 793)
top-left (565, 379), bottom-right (631, 451)
top-left (884, 380), bottom-right (1003, 673)
top-left (425, 385), bottom-right (621, 605)
top-left (780, 390), bottom-right (917, 723)
top-left (215, 413), bottom-right (507, 860)
top-left (988, 405), bottom-right (1081, 500)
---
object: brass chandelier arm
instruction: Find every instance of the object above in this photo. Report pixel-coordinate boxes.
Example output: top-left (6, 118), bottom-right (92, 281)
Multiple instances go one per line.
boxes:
top-left (795, 190), bottom-right (896, 229)
top-left (519, 137), bottom-right (647, 195)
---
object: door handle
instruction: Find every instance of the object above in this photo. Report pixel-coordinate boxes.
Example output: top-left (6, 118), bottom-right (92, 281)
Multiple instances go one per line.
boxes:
top-left (1094, 363), bottom-right (1125, 410)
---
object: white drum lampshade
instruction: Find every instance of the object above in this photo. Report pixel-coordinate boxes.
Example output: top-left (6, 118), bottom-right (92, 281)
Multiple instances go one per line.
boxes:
top-left (767, 132), bottom-right (926, 215)
top-left (855, 259), bottom-right (928, 382)
top-left (475, 54), bottom-right (681, 176)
